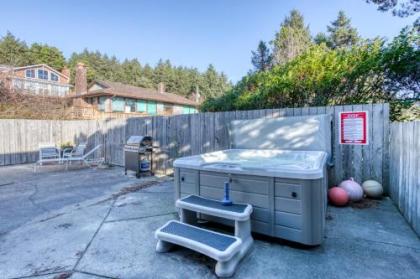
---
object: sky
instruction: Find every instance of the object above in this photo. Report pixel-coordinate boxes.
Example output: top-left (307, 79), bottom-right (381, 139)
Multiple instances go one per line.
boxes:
top-left (0, 0), bottom-right (417, 82)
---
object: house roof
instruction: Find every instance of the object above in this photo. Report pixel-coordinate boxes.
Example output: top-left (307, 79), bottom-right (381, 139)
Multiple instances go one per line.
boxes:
top-left (0, 65), bottom-right (13, 72)
top-left (83, 80), bottom-right (198, 107)
top-left (12, 64), bottom-right (69, 79)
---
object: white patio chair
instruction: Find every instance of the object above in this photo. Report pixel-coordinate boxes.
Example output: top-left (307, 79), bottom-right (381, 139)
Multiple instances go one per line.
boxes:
top-left (64, 144), bottom-right (103, 169)
top-left (34, 143), bottom-right (61, 172)
top-left (62, 142), bottom-right (87, 160)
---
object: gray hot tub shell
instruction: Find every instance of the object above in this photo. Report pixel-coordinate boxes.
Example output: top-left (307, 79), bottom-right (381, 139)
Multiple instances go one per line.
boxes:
top-left (174, 114), bottom-right (331, 246)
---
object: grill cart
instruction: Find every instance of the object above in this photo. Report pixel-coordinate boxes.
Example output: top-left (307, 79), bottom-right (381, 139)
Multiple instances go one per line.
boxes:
top-left (124, 135), bottom-right (153, 178)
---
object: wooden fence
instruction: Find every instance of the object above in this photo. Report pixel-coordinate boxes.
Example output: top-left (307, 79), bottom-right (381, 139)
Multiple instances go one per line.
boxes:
top-left (389, 121), bottom-right (419, 236)
top-left (0, 103), bottom-right (390, 191)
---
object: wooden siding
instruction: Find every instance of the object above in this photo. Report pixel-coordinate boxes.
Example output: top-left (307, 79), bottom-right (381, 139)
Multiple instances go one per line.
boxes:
top-left (389, 121), bottom-right (419, 236)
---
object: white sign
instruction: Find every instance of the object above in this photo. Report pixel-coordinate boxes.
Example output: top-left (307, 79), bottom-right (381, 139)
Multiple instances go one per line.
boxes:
top-left (339, 111), bottom-right (368, 145)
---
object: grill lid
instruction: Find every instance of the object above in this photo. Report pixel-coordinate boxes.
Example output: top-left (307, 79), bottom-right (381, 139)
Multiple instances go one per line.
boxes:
top-left (126, 136), bottom-right (152, 146)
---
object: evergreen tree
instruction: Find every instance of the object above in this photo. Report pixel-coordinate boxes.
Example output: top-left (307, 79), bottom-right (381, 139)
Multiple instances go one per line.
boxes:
top-left (201, 64), bottom-right (231, 98)
top-left (139, 63), bottom-right (155, 88)
top-left (173, 66), bottom-right (193, 96)
top-left (153, 59), bottom-right (175, 91)
top-left (0, 31), bottom-right (232, 100)
top-left (314, 32), bottom-right (331, 47)
top-left (272, 10), bottom-right (312, 65)
top-left (366, 0), bottom-right (420, 17)
top-left (107, 55), bottom-right (124, 81)
top-left (188, 68), bottom-right (203, 97)
top-left (327, 11), bottom-right (360, 49)
top-left (0, 32), bottom-right (29, 66)
top-left (120, 58), bottom-right (143, 86)
top-left (251, 41), bottom-right (272, 71)
top-left (28, 43), bottom-right (66, 70)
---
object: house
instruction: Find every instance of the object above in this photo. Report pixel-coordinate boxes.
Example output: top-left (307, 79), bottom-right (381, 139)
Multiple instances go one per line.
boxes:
top-left (72, 63), bottom-right (199, 116)
top-left (0, 64), bottom-right (71, 97)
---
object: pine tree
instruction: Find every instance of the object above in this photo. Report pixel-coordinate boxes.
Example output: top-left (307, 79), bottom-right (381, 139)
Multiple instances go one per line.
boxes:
top-left (120, 58), bottom-right (143, 86)
top-left (139, 63), bottom-right (154, 88)
top-left (201, 64), bottom-right (231, 98)
top-left (0, 31), bottom-right (29, 66)
top-left (153, 59), bottom-right (173, 89)
top-left (28, 43), bottom-right (66, 70)
top-left (327, 11), bottom-right (360, 49)
top-left (272, 10), bottom-right (312, 65)
top-left (314, 32), bottom-right (331, 47)
top-left (251, 41), bottom-right (272, 71)
top-left (366, 0), bottom-right (420, 17)
top-left (63, 40), bottom-right (231, 98)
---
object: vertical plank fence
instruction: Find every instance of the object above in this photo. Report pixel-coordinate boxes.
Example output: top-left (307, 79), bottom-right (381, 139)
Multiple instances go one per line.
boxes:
top-left (0, 103), bottom-right (390, 190)
top-left (389, 121), bottom-right (419, 236)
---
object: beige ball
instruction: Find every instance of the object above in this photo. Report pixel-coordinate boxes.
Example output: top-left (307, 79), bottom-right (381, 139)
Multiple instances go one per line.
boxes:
top-left (362, 180), bottom-right (383, 198)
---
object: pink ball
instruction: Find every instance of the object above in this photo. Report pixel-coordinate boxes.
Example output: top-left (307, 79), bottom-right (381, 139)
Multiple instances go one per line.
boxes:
top-left (339, 178), bottom-right (363, 201)
top-left (328, 187), bottom-right (349, 206)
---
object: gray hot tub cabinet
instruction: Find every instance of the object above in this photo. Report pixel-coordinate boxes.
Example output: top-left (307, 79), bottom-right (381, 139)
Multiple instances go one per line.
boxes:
top-left (174, 168), bottom-right (327, 245)
top-left (174, 114), bottom-right (331, 246)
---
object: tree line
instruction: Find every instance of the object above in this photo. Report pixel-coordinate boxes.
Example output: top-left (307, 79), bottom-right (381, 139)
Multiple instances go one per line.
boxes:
top-left (0, 33), bottom-right (231, 99)
top-left (202, 9), bottom-right (419, 121)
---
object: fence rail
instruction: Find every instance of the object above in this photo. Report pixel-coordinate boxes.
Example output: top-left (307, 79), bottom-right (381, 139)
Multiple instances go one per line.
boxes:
top-left (389, 121), bottom-right (419, 236)
top-left (0, 103), bottom-right (390, 191)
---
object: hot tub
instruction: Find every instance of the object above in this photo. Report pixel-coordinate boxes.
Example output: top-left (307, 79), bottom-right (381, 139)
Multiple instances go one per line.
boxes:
top-left (174, 149), bottom-right (327, 179)
top-left (174, 114), bottom-right (331, 245)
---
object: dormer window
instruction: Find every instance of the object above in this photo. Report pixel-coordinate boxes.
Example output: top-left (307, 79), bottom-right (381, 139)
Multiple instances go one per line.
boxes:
top-left (38, 69), bottom-right (48, 80)
top-left (25, 69), bottom-right (35, 78)
top-left (51, 73), bottom-right (59, 82)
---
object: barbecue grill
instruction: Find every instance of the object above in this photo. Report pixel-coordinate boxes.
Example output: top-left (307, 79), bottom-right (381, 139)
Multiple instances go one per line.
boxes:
top-left (124, 135), bottom-right (153, 178)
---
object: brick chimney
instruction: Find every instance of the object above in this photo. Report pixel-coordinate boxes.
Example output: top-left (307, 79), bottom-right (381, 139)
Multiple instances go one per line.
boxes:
top-left (157, 82), bottom-right (165, 94)
top-left (75, 62), bottom-right (87, 96)
top-left (61, 66), bottom-right (70, 78)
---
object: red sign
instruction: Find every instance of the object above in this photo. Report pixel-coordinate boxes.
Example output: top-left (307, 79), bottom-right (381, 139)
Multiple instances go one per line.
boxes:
top-left (339, 111), bottom-right (368, 145)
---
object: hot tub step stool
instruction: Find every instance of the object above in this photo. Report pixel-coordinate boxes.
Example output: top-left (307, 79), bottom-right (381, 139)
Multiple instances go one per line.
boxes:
top-left (155, 220), bottom-right (244, 277)
top-left (155, 195), bottom-right (254, 277)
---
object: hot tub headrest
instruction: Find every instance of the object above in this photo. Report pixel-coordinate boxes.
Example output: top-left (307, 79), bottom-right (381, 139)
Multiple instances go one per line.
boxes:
top-left (230, 114), bottom-right (332, 156)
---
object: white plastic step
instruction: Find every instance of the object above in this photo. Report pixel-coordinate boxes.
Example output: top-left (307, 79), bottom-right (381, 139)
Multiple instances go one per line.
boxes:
top-left (155, 220), bottom-right (242, 262)
top-left (176, 195), bottom-right (253, 221)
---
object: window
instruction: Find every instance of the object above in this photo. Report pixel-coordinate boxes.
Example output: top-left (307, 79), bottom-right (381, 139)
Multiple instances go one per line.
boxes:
top-left (50, 73), bottom-right (59, 82)
top-left (112, 97), bottom-right (125, 112)
top-left (136, 100), bottom-right (147, 112)
top-left (164, 104), bottom-right (174, 115)
top-left (183, 106), bottom-right (190, 114)
top-left (157, 103), bottom-right (164, 114)
top-left (98, 97), bottom-right (106, 111)
top-left (126, 99), bottom-right (136, 112)
top-left (182, 106), bottom-right (196, 114)
top-left (147, 101), bottom-right (157, 115)
top-left (25, 69), bottom-right (35, 78)
top-left (38, 69), bottom-right (48, 80)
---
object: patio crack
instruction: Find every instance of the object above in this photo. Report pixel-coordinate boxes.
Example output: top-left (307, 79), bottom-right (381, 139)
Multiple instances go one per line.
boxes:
top-left (104, 211), bottom-right (177, 224)
top-left (27, 182), bottom-right (50, 213)
top-left (71, 197), bottom-right (118, 272)
top-left (7, 270), bottom-right (71, 279)
top-left (72, 270), bottom-right (118, 279)
top-left (327, 235), bottom-right (420, 251)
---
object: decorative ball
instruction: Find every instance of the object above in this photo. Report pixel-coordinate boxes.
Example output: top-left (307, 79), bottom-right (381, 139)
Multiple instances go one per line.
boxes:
top-left (339, 178), bottom-right (363, 202)
top-left (328, 187), bottom-right (349, 206)
top-left (362, 180), bottom-right (383, 198)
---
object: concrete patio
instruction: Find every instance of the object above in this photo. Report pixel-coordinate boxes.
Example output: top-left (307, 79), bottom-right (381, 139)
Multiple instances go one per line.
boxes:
top-left (0, 165), bottom-right (419, 279)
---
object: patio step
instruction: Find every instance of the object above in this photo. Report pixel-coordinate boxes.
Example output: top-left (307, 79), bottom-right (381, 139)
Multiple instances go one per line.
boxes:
top-left (156, 220), bottom-right (242, 258)
top-left (176, 195), bottom-right (253, 221)
top-left (155, 220), bottom-right (248, 277)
